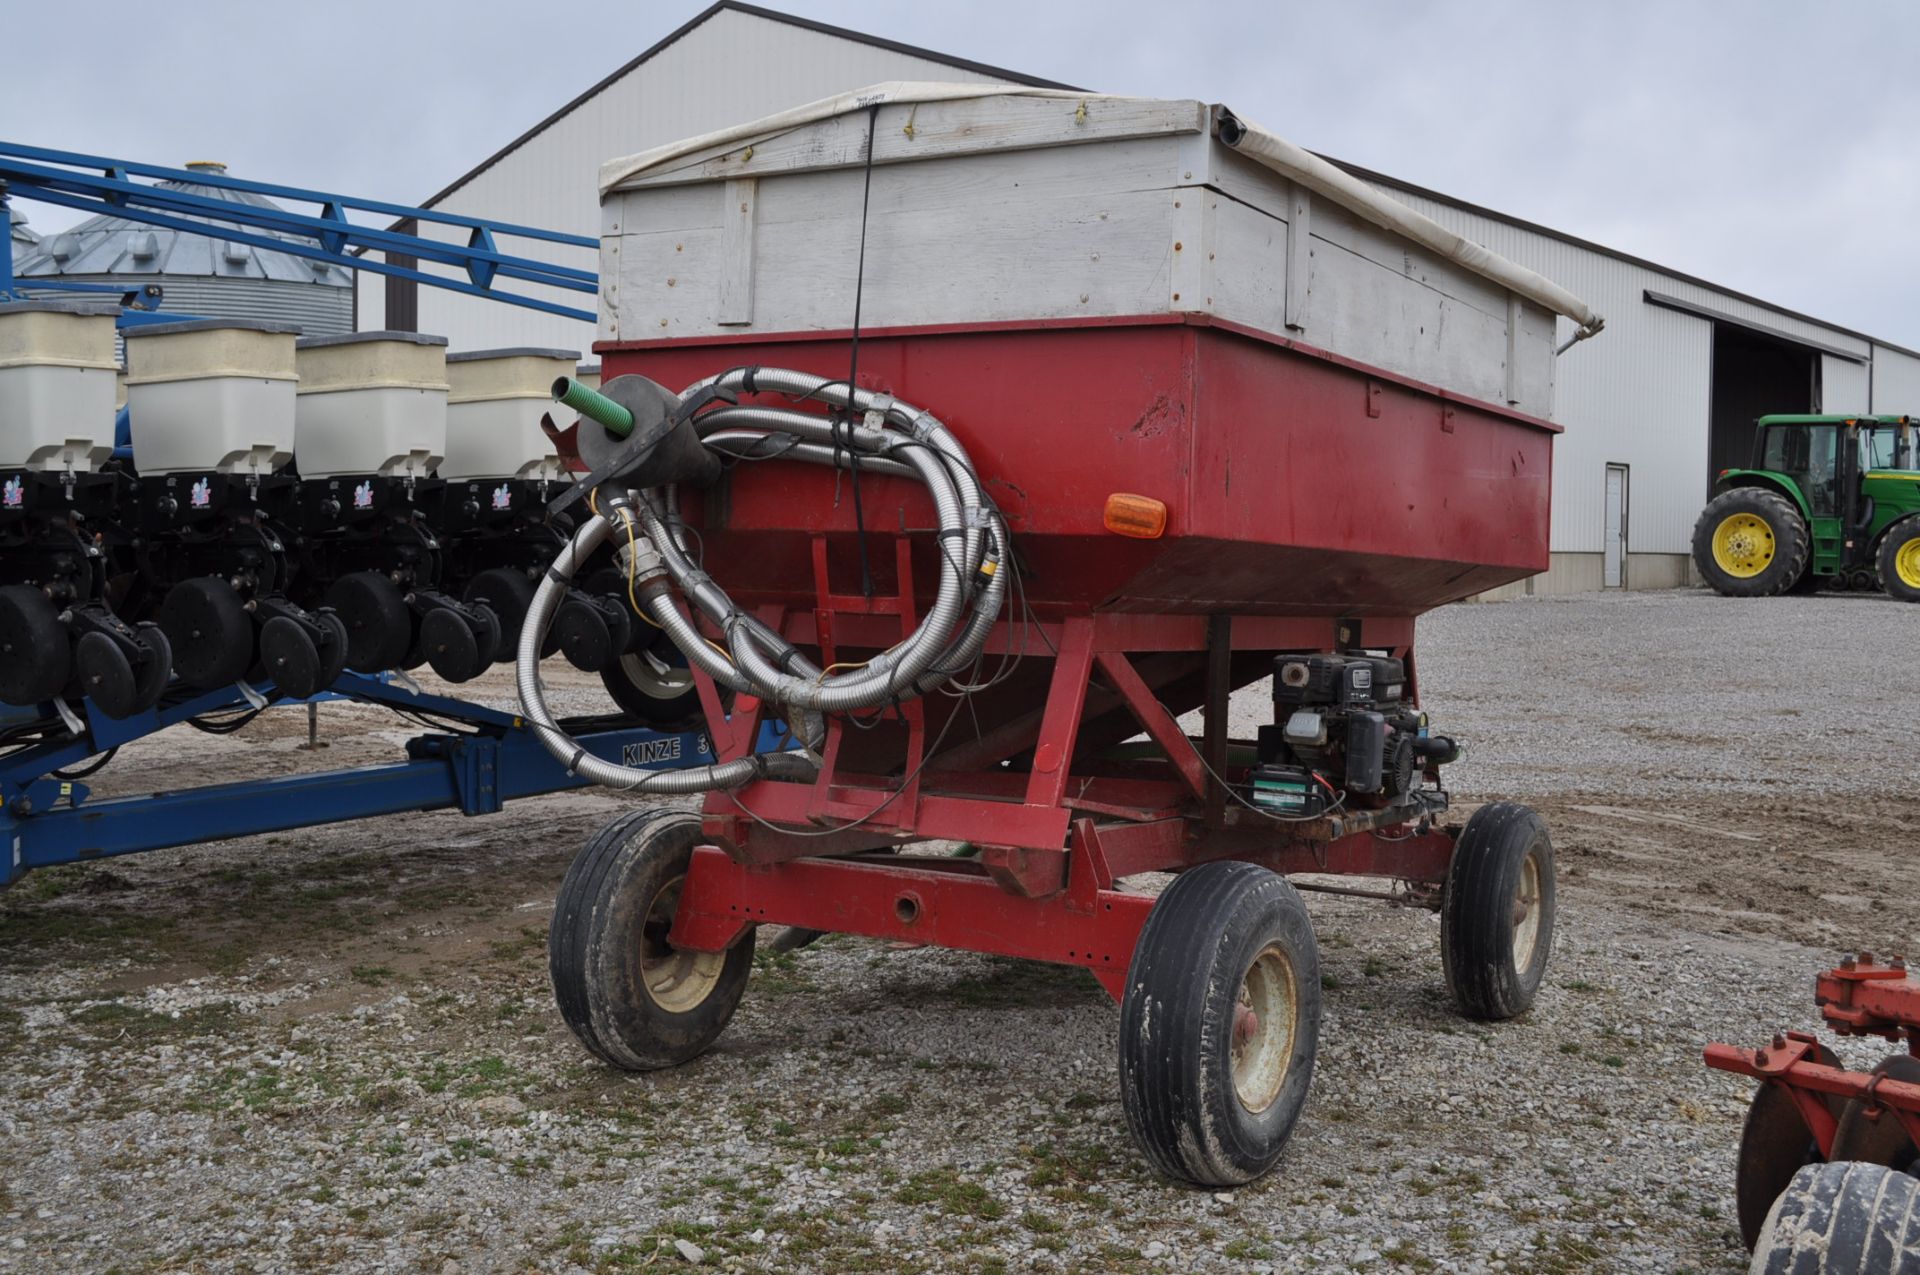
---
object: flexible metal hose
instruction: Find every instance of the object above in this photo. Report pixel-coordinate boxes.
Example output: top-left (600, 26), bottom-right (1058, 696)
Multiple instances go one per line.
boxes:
top-left (517, 369), bottom-right (1009, 794)
top-left (514, 510), bottom-right (814, 792)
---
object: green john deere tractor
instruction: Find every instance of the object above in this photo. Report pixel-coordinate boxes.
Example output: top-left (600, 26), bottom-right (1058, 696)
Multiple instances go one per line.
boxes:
top-left (1693, 414), bottom-right (1920, 602)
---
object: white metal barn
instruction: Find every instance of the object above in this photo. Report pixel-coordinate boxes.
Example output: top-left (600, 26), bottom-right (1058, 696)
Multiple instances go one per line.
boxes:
top-left (360, 1), bottom-right (1920, 594)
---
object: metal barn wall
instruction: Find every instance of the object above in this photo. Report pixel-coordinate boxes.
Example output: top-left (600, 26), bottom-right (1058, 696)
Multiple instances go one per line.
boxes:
top-left (1871, 346), bottom-right (1920, 413)
top-left (1370, 183), bottom-right (1877, 558)
top-left (360, 8), bottom-right (1016, 354)
top-left (1822, 355), bottom-right (1871, 414)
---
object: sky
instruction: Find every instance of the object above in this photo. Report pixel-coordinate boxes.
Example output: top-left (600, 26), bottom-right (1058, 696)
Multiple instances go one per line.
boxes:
top-left (7, 0), bottom-right (1920, 344)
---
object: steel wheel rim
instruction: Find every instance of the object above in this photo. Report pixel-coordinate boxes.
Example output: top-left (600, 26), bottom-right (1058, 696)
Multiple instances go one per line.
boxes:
top-left (1897, 539), bottom-right (1920, 589)
top-left (639, 874), bottom-right (725, 1013)
top-left (1231, 943), bottom-right (1299, 1114)
top-left (1511, 850), bottom-right (1543, 971)
top-left (619, 650), bottom-right (695, 701)
top-left (1712, 513), bottom-right (1776, 577)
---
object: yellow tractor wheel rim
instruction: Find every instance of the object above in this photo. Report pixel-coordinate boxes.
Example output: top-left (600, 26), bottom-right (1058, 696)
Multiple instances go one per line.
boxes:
top-left (1712, 513), bottom-right (1776, 578)
top-left (1897, 538), bottom-right (1920, 590)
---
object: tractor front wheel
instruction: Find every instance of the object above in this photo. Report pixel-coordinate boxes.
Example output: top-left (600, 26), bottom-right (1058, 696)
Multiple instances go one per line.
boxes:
top-left (1879, 519), bottom-right (1920, 603)
top-left (1691, 489), bottom-right (1811, 597)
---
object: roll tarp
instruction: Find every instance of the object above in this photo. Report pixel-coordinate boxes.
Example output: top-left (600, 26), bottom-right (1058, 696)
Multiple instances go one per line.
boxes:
top-left (600, 83), bottom-right (1600, 334)
top-left (1212, 109), bottom-right (1600, 332)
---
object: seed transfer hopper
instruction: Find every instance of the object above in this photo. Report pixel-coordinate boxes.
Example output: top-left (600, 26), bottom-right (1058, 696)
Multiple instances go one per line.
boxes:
top-left (524, 85), bottom-right (1602, 1185)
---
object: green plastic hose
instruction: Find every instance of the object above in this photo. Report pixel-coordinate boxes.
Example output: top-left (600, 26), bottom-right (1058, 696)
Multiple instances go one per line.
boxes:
top-left (552, 376), bottom-right (634, 438)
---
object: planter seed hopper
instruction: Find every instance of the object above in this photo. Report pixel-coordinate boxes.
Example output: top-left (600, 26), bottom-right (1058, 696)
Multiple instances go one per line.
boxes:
top-left (523, 84), bottom-right (1603, 1186)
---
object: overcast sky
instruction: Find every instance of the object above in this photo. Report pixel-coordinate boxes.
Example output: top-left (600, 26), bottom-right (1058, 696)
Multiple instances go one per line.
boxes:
top-left (8, 0), bottom-right (1920, 344)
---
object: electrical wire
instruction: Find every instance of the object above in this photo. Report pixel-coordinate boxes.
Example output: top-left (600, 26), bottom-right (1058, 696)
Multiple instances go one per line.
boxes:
top-left (50, 747), bottom-right (117, 780)
top-left (186, 697), bottom-right (280, 734)
top-left (1163, 704), bottom-right (1350, 825)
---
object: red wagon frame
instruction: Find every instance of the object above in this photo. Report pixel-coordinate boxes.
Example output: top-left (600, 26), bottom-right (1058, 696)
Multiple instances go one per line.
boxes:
top-left (552, 311), bottom-right (1566, 1185)
top-left (590, 314), bottom-right (1557, 995)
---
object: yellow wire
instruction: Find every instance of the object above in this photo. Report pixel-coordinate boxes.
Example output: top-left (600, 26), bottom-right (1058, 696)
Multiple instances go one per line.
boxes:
top-left (593, 486), bottom-right (732, 664)
top-left (618, 505), bottom-right (664, 629)
top-left (817, 660), bottom-right (871, 681)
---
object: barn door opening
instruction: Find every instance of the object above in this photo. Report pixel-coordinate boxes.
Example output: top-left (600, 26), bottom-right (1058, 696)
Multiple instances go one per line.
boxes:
top-left (1708, 325), bottom-right (1814, 496)
top-left (1604, 464), bottom-right (1629, 588)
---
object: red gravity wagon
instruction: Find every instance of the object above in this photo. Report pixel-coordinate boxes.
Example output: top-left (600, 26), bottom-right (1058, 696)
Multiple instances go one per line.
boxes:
top-left (516, 85), bottom-right (1603, 1186)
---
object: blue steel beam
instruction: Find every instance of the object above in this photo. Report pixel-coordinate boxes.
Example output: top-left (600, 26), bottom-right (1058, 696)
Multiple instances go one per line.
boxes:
top-left (0, 143), bottom-right (597, 249)
top-left (0, 143), bottom-right (599, 321)
top-left (2, 162), bottom-right (596, 288)
top-left (3, 719), bottom-right (793, 886)
top-left (13, 185), bottom-right (596, 323)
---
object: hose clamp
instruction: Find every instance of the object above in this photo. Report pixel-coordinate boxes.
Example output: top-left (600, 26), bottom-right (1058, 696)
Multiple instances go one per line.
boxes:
top-left (615, 534), bottom-right (669, 585)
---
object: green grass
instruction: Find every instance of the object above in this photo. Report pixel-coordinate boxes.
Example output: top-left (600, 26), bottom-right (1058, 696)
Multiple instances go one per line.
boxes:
top-left (893, 1168), bottom-right (1005, 1220)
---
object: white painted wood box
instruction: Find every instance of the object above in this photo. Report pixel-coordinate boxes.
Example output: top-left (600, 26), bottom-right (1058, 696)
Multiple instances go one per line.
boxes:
top-left (598, 89), bottom-right (1565, 418)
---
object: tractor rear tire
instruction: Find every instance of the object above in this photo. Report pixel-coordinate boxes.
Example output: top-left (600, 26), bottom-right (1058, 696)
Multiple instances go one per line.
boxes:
top-left (1749, 1160), bottom-right (1920, 1273)
top-left (1118, 861), bottom-right (1321, 1187)
top-left (1693, 489), bottom-right (1811, 598)
top-left (549, 809), bottom-right (753, 1072)
top-left (1441, 802), bottom-right (1555, 1021)
top-left (1880, 519), bottom-right (1920, 604)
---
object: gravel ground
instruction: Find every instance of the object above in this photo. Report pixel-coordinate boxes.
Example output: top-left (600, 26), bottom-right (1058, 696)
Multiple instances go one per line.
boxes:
top-left (2, 588), bottom-right (1915, 1273)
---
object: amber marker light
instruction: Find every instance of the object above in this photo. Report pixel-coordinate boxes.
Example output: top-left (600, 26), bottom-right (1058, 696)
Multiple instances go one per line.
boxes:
top-left (1103, 493), bottom-right (1168, 539)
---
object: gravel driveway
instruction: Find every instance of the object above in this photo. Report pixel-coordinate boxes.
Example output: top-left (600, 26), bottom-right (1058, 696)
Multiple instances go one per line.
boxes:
top-left (2, 588), bottom-right (1914, 1273)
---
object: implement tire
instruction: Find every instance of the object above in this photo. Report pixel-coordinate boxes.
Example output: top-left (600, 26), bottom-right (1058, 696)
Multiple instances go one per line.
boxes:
top-left (1750, 1160), bottom-right (1920, 1273)
top-left (1693, 489), bottom-right (1811, 598)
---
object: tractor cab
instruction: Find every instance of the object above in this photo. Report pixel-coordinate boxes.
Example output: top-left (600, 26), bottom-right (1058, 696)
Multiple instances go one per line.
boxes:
top-left (1693, 414), bottom-right (1920, 601)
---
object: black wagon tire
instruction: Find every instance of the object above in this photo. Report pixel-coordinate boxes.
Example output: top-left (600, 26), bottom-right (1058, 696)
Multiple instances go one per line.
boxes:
top-left (549, 808), bottom-right (753, 1071)
top-left (1118, 860), bottom-right (1321, 1187)
top-left (1879, 518), bottom-right (1920, 604)
top-left (1692, 488), bottom-right (1811, 597)
top-left (1441, 802), bottom-right (1555, 1021)
top-left (1750, 1160), bottom-right (1920, 1273)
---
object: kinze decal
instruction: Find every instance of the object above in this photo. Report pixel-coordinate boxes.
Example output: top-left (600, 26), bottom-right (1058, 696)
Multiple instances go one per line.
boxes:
top-left (622, 737), bottom-right (685, 767)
